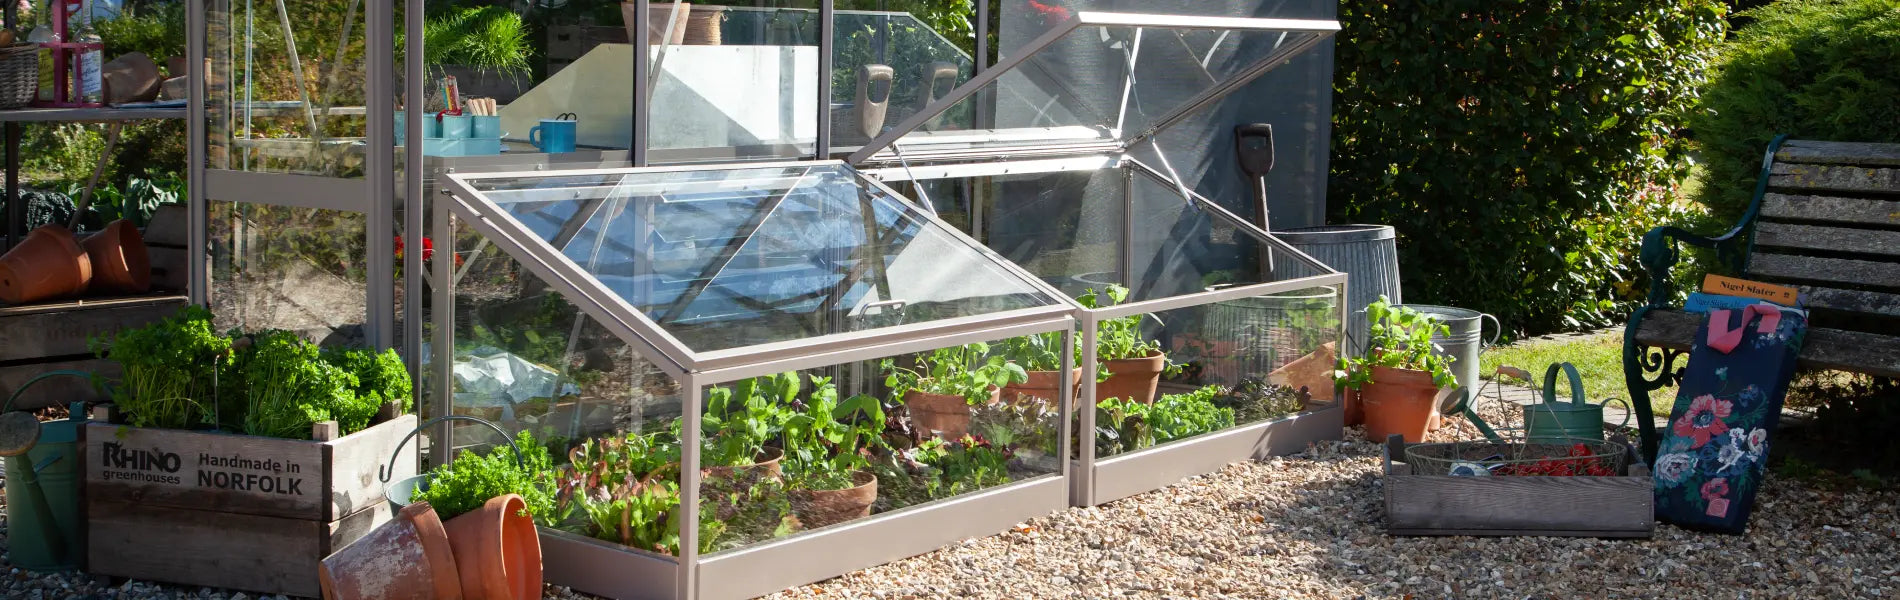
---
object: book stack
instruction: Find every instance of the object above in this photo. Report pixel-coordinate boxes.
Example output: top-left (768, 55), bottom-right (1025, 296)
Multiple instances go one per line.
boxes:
top-left (1684, 274), bottom-right (1806, 315)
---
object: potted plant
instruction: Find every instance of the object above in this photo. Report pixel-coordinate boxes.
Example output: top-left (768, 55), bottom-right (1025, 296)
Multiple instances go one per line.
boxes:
top-left (883, 343), bottom-right (1028, 440)
top-left (1079, 285), bottom-right (1177, 404)
top-left (700, 373), bottom-right (796, 481)
top-left (779, 376), bottom-right (885, 529)
top-left (1334, 297), bottom-right (1457, 443)
top-left (992, 332), bottom-right (1085, 406)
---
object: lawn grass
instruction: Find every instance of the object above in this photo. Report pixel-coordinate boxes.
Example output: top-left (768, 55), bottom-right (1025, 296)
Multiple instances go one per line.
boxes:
top-left (1477, 331), bottom-right (1677, 419)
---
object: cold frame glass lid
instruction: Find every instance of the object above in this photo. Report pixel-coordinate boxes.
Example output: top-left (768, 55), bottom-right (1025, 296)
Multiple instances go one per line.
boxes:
top-left (448, 163), bottom-right (1064, 353)
top-left (847, 12), bottom-right (1338, 163)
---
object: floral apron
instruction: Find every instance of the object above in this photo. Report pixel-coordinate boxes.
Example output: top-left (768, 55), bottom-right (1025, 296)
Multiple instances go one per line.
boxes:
top-left (1652, 303), bottom-right (1805, 534)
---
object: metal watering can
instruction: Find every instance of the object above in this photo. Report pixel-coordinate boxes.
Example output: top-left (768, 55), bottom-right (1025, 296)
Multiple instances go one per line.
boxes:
top-left (1454, 363), bottom-right (1629, 444)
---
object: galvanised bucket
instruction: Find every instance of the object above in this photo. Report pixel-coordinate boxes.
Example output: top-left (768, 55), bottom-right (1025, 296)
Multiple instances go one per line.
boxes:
top-left (1393, 304), bottom-right (1499, 413)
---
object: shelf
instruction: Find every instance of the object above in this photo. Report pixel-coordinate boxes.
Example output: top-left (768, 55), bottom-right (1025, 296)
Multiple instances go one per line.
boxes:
top-left (0, 106), bottom-right (187, 122)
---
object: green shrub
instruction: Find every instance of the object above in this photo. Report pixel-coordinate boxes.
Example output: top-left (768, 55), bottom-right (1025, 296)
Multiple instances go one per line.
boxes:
top-left (1690, 0), bottom-right (1900, 225)
top-left (413, 430), bottom-right (557, 522)
top-left (1329, 0), bottom-right (1727, 335)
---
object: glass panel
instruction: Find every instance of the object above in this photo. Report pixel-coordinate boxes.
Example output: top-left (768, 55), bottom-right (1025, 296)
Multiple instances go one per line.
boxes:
top-left (864, 17), bottom-right (1330, 157)
top-left (648, 1), bottom-right (822, 163)
top-left (828, 3), bottom-right (978, 154)
top-left (699, 335), bottom-right (1064, 554)
top-left (458, 163), bottom-right (1061, 352)
top-left (1091, 284), bottom-right (1342, 457)
top-left (208, 200), bottom-right (367, 340)
top-left (968, 168), bottom-right (1122, 296)
top-left (445, 231), bottom-right (693, 558)
top-left (206, 0), bottom-right (369, 176)
top-left (1125, 170), bottom-right (1328, 302)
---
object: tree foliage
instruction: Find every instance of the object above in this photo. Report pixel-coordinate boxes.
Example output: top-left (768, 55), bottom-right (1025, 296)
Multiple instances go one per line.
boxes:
top-left (1328, 0), bottom-right (1726, 335)
top-left (1690, 0), bottom-right (1900, 225)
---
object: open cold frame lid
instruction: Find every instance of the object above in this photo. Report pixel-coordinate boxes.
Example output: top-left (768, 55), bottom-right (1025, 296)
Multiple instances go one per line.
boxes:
top-left (441, 161), bottom-right (1078, 377)
top-left (846, 12), bottom-right (1340, 165)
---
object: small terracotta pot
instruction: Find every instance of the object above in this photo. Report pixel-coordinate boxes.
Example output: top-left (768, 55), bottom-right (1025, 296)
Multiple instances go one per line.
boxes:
top-left (791, 470), bottom-right (877, 530)
top-left (319, 500), bottom-right (462, 600)
top-left (1001, 367), bottom-right (1084, 406)
top-left (1360, 366), bottom-right (1441, 444)
top-left (442, 494), bottom-right (543, 600)
top-left (82, 220), bottom-right (151, 294)
top-left (1097, 351), bottom-right (1166, 404)
top-left (0, 225), bottom-right (92, 305)
top-left (903, 386), bottom-right (998, 440)
top-left (702, 446), bottom-right (784, 481)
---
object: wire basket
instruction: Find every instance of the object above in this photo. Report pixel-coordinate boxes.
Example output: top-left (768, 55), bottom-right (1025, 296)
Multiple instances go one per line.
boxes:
top-left (1404, 438), bottom-right (1629, 477)
top-left (0, 45), bottom-right (39, 109)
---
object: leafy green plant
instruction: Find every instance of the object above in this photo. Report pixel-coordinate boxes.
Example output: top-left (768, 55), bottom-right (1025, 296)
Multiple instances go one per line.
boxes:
top-left (1691, 0), bottom-right (1900, 225)
top-left (549, 430), bottom-right (728, 556)
top-left (779, 375), bottom-right (886, 491)
top-left (701, 373), bottom-right (799, 467)
top-left (909, 436), bottom-right (1013, 500)
top-left (413, 430), bottom-right (557, 522)
top-left (1334, 297), bottom-right (1458, 391)
top-left (1330, 0), bottom-right (1726, 334)
top-left (1220, 378), bottom-right (1309, 424)
top-left (1077, 285), bottom-right (1162, 361)
top-left (319, 346), bottom-right (412, 433)
top-left (1145, 385), bottom-right (1236, 442)
top-left (231, 330), bottom-right (355, 439)
top-left (1092, 398), bottom-right (1153, 456)
top-left (416, 6), bottom-right (532, 76)
top-left (95, 306), bottom-right (231, 430)
top-left (970, 399), bottom-right (1059, 458)
top-left (991, 332), bottom-right (1069, 372)
top-left (883, 343), bottom-right (1028, 405)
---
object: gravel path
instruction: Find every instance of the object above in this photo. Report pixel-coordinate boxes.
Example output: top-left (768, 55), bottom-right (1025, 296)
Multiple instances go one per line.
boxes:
top-left (9, 423), bottom-right (1897, 599)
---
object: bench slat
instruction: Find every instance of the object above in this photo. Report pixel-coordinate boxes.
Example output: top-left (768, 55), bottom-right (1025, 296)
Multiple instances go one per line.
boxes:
top-left (1776, 140), bottom-right (1900, 167)
top-left (1769, 163), bottom-right (1900, 195)
top-left (1632, 309), bottom-right (1900, 379)
top-left (1760, 193), bottom-right (1900, 228)
top-left (1755, 222), bottom-right (1900, 257)
top-left (1746, 253), bottom-right (1900, 291)
top-left (1799, 286), bottom-right (1900, 320)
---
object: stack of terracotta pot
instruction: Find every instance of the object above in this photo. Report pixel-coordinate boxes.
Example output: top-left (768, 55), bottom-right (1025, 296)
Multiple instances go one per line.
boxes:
top-left (319, 494), bottom-right (543, 600)
top-left (0, 220), bottom-right (151, 305)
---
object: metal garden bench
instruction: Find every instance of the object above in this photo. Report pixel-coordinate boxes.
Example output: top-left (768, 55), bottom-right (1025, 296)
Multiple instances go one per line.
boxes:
top-left (1624, 135), bottom-right (1900, 461)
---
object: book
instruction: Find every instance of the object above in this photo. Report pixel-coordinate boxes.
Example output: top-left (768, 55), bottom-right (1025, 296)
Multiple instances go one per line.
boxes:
top-left (1701, 274), bottom-right (1801, 307)
top-left (1683, 292), bottom-right (1805, 316)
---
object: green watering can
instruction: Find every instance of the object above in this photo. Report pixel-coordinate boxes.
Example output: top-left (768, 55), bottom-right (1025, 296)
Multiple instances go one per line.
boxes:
top-left (1, 370), bottom-right (95, 572)
top-left (1456, 363), bottom-right (1629, 444)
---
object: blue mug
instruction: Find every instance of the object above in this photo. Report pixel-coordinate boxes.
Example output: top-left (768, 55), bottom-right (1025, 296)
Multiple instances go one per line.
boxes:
top-left (529, 117), bottom-right (578, 153)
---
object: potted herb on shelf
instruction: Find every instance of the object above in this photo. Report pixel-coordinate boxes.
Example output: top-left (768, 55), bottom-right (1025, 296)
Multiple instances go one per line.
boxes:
top-left (1334, 297), bottom-right (1456, 443)
top-left (779, 375), bottom-right (885, 529)
top-left (1079, 285), bottom-right (1176, 404)
top-left (992, 332), bottom-right (1085, 406)
top-left (883, 343), bottom-right (1028, 440)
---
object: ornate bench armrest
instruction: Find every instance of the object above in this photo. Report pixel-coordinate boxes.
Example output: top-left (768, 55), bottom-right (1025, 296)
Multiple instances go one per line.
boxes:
top-left (1637, 225), bottom-right (1749, 308)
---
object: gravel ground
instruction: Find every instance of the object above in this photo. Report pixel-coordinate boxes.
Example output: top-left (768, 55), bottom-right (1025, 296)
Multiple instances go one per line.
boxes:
top-left (10, 418), bottom-right (1897, 599)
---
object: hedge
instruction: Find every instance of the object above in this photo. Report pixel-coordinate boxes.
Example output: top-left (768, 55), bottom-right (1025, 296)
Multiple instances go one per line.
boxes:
top-left (1691, 0), bottom-right (1900, 225)
top-left (1328, 0), bottom-right (1727, 336)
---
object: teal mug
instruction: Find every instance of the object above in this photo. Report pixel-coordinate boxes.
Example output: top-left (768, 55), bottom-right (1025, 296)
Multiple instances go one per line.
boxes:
top-left (530, 114), bottom-right (578, 153)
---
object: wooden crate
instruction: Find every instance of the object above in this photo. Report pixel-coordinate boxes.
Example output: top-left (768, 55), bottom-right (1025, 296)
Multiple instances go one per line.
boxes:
top-left (84, 414), bottom-right (419, 597)
top-left (1381, 434), bottom-right (1655, 538)
top-left (0, 295), bottom-right (189, 410)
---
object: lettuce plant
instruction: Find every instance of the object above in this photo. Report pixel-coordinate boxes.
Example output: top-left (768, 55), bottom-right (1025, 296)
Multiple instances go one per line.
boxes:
top-left (883, 343), bottom-right (1028, 406)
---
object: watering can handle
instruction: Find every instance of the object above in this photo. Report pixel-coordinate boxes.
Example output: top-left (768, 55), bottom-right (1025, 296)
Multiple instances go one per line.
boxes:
top-left (1480, 313), bottom-right (1502, 350)
top-left (379, 415), bottom-right (522, 484)
top-left (1543, 362), bottom-right (1588, 406)
top-left (1602, 397), bottom-right (1634, 430)
top-left (4, 370), bottom-right (99, 413)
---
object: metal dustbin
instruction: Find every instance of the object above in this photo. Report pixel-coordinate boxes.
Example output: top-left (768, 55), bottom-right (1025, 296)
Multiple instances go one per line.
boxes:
top-left (1393, 304), bottom-right (1499, 413)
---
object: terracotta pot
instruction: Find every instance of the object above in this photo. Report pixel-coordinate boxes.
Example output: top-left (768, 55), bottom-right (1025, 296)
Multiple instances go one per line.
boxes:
top-left (791, 470), bottom-right (877, 530)
top-left (903, 386), bottom-right (998, 440)
top-left (1359, 366), bottom-right (1441, 443)
top-left (702, 446), bottom-right (783, 481)
top-left (0, 225), bottom-right (91, 305)
top-left (442, 494), bottom-right (543, 600)
top-left (1096, 351), bottom-right (1166, 404)
top-left (82, 220), bottom-right (151, 295)
top-left (319, 500), bottom-right (462, 600)
top-left (1001, 367), bottom-right (1084, 406)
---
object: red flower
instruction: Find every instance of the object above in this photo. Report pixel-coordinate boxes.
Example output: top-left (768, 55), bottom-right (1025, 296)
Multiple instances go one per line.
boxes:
top-left (1027, 0), bottom-right (1071, 27)
top-left (395, 235), bottom-right (463, 267)
top-left (1672, 394), bottom-right (1731, 448)
top-left (1700, 477), bottom-right (1729, 501)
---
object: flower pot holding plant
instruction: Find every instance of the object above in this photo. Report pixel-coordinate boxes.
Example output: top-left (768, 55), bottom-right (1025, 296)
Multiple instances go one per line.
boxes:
top-left (790, 470), bottom-right (877, 529)
top-left (702, 446), bottom-right (784, 482)
top-left (0, 225), bottom-right (92, 304)
top-left (443, 493), bottom-right (543, 600)
top-left (904, 386), bottom-right (999, 440)
top-left (1001, 367), bottom-right (1083, 406)
top-left (319, 501), bottom-right (463, 600)
top-left (1097, 350), bottom-right (1166, 404)
top-left (82, 219), bottom-right (151, 294)
top-left (1359, 365), bottom-right (1441, 443)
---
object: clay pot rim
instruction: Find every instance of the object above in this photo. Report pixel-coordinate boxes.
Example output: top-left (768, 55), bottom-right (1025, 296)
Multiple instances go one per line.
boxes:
top-left (399, 501), bottom-right (463, 599)
top-left (1103, 349), bottom-right (1166, 364)
top-left (902, 385), bottom-right (1001, 406)
top-left (1367, 365), bottom-right (1440, 388)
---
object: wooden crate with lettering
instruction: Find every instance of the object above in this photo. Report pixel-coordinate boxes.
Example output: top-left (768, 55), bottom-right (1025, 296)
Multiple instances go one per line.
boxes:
top-left (83, 414), bottom-right (419, 597)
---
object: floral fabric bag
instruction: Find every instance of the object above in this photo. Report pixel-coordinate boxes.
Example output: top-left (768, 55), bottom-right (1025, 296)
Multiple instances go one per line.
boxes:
top-left (1652, 302), bottom-right (1805, 534)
